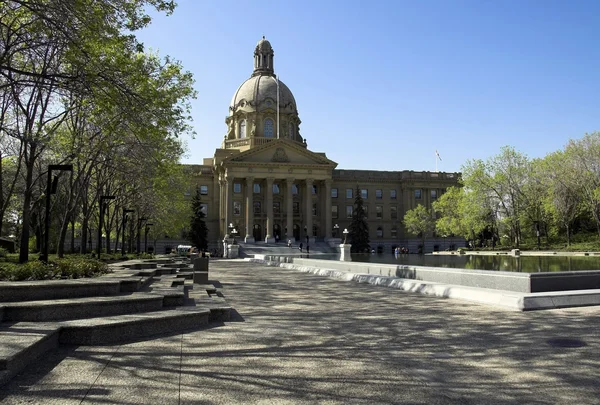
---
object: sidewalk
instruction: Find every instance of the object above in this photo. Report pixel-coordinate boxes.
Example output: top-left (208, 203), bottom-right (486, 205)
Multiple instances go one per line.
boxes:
top-left (1, 259), bottom-right (600, 404)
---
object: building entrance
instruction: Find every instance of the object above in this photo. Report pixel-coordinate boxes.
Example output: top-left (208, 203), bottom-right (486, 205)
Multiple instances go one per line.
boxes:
top-left (253, 224), bottom-right (262, 242)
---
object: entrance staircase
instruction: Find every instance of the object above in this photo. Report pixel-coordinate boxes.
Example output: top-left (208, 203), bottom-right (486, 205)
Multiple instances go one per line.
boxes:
top-left (0, 257), bottom-right (230, 387)
top-left (238, 240), bottom-right (339, 257)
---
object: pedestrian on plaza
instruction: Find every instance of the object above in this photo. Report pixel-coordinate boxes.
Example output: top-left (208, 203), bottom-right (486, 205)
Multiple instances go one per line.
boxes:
top-left (299, 242), bottom-right (303, 252)
top-left (306, 245), bottom-right (310, 254)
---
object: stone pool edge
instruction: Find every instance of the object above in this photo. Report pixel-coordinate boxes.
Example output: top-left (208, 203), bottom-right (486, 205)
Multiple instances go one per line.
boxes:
top-left (247, 258), bottom-right (600, 311)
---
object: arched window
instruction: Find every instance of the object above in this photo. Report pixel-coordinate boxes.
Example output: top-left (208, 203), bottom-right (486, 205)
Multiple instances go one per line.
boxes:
top-left (377, 226), bottom-right (383, 238)
top-left (239, 120), bottom-right (246, 139)
top-left (264, 118), bottom-right (274, 138)
top-left (289, 122), bottom-right (294, 138)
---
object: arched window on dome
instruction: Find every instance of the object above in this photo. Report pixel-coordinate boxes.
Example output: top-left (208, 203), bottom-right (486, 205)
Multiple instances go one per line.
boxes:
top-left (264, 118), bottom-right (274, 138)
top-left (239, 120), bottom-right (246, 139)
top-left (288, 122), bottom-right (294, 139)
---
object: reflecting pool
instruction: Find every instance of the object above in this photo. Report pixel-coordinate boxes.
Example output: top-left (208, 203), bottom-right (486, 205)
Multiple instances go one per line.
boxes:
top-left (289, 253), bottom-right (600, 273)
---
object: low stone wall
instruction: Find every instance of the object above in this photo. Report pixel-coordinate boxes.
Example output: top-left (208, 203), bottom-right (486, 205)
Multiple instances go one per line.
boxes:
top-left (253, 256), bottom-right (600, 293)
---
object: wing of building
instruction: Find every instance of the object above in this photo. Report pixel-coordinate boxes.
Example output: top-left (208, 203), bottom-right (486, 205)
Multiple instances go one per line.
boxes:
top-left (186, 37), bottom-right (459, 252)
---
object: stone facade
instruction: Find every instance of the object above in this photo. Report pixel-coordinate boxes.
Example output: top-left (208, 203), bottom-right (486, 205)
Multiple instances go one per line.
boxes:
top-left (186, 38), bottom-right (459, 252)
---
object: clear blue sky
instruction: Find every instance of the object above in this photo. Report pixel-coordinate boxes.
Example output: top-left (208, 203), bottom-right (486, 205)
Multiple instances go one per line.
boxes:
top-left (136, 0), bottom-right (600, 173)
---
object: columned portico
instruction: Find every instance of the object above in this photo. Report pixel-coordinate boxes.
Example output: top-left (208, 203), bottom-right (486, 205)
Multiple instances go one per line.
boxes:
top-left (265, 177), bottom-right (275, 243)
top-left (245, 176), bottom-right (254, 242)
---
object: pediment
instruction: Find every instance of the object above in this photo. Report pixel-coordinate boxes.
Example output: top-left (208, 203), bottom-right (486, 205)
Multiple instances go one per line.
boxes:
top-left (224, 139), bottom-right (336, 167)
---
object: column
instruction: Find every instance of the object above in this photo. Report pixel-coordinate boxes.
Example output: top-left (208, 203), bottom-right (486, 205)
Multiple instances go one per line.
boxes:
top-left (265, 177), bottom-right (275, 243)
top-left (222, 178), bottom-right (230, 239)
top-left (286, 178), bottom-right (294, 242)
top-left (324, 179), bottom-right (332, 240)
top-left (244, 176), bottom-right (254, 243)
top-left (305, 178), bottom-right (314, 244)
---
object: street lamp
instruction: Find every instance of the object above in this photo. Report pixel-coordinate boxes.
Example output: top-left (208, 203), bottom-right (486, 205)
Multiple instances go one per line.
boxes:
top-left (144, 223), bottom-right (153, 253)
top-left (42, 164), bottom-right (73, 262)
top-left (97, 195), bottom-right (115, 259)
top-left (136, 216), bottom-right (148, 254)
top-left (269, 75), bottom-right (280, 138)
top-left (333, 223), bottom-right (339, 238)
top-left (121, 208), bottom-right (134, 255)
top-left (342, 228), bottom-right (349, 244)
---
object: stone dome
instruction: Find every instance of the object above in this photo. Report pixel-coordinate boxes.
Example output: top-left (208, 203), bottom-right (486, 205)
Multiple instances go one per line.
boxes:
top-left (229, 75), bottom-right (297, 113)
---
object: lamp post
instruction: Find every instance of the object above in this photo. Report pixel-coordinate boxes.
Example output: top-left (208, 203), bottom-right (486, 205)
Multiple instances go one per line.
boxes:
top-left (333, 223), bottom-right (339, 238)
top-left (97, 196), bottom-right (115, 259)
top-left (121, 208), bottom-right (134, 255)
top-left (42, 164), bottom-right (73, 262)
top-left (269, 75), bottom-right (280, 138)
top-left (137, 216), bottom-right (147, 254)
top-left (342, 228), bottom-right (349, 245)
top-left (231, 227), bottom-right (238, 244)
top-left (144, 223), bottom-right (153, 253)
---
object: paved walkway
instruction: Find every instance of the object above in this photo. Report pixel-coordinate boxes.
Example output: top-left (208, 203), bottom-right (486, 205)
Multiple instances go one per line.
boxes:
top-left (1, 260), bottom-right (600, 404)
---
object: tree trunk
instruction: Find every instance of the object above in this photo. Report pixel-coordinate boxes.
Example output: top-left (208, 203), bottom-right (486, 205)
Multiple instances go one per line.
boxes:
top-left (18, 150), bottom-right (36, 263)
top-left (70, 219), bottom-right (75, 253)
top-left (80, 216), bottom-right (88, 254)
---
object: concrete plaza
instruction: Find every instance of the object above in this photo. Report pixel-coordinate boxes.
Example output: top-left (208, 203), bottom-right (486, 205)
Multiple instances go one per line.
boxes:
top-left (1, 259), bottom-right (599, 404)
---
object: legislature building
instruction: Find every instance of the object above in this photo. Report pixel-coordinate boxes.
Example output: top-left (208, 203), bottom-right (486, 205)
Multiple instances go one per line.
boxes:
top-left (187, 38), bottom-right (459, 253)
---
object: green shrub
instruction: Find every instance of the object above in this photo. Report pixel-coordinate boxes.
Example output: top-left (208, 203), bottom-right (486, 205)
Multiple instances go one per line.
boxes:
top-left (0, 247), bottom-right (8, 258)
top-left (53, 257), bottom-right (110, 279)
top-left (11, 265), bottom-right (33, 281)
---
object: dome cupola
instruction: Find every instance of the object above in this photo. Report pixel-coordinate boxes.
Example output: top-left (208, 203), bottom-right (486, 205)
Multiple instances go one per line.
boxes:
top-left (224, 38), bottom-right (303, 151)
top-left (253, 36), bottom-right (274, 77)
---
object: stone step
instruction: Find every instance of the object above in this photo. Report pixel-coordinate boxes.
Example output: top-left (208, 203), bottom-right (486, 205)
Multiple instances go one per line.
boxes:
top-left (1, 293), bottom-right (165, 322)
top-left (0, 279), bottom-right (122, 302)
top-left (176, 272), bottom-right (194, 280)
top-left (122, 262), bottom-right (157, 270)
top-left (0, 322), bottom-right (60, 386)
top-left (58, 307), bottom-right (211, 345)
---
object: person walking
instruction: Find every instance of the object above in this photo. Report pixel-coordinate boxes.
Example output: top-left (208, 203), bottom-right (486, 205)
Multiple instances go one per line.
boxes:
top-left (299, 242), bottom-right (303, 252)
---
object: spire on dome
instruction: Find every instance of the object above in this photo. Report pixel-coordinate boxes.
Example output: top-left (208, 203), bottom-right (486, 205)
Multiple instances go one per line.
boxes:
top-left (252, 37), bottom-right (274, 77)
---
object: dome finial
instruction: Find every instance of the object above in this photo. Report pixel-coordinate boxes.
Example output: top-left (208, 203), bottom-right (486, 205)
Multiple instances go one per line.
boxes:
top-left (253, 37), bottom-right (274, 77)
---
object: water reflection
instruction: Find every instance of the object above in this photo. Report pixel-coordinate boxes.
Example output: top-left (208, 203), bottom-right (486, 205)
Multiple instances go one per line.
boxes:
top-left (307, 253), bottom-right (600, 273)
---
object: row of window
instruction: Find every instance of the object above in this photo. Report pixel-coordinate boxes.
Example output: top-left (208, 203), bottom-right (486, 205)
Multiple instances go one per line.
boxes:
top-left (238, 119), bottom-right (295, 139)
top-left (233, 201), bottom-right (319, 216)
top-left (334, 188), bottom-right (397, 200)
top-left (198, 184), bottom-right (439, 200)
top-left (332, 205), bottom-right (397, 220)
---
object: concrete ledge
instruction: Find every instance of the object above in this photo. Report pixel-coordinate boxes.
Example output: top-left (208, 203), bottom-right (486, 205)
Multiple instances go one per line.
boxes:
top-left (1, 294), bottom-right (165, 322)
top-left (249, 258), bottom-right (600, 311)
top-left (0, 323), bottom-right (60, 386)
top-left (58, 307), bottom-right (210, 345)
top-left (0, 280), bottom-right (122, 302)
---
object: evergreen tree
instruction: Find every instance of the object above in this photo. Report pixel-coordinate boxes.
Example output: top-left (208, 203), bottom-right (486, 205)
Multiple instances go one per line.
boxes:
top-left (349, 186), bottom-right (370, 253)
top-left (189, 188), bottom-right (208, 250)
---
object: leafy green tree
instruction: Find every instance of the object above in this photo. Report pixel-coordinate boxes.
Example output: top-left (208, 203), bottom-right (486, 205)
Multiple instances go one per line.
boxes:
top-left (433, 186), bottom-right (490, 245)
top-left (188, 188), bottom-right (208, 251)
top-left (403, 204), bottom-right (435, 252)
top-left (462, 146), bottom-right (530, 247)
top-left (349, 186), bottom-right (369, 253)
top-left (564, 132), bottom-right (600, 238)
top-left (539, 151), bottom-right (582, 246)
